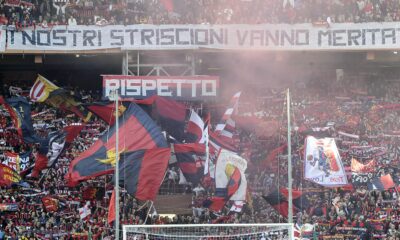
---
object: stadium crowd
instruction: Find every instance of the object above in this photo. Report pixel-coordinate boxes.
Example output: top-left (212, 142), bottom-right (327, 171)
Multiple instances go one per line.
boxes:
top-left (0, 73), bottom-right (399, 240)
top-left (0, 0), bottom-right (400, 29)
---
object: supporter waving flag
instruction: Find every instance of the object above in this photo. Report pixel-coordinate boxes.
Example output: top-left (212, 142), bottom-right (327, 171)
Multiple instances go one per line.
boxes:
top-left (29, 75), bottom-right (92, 122)
top-left (66, 103), bottom-right (168, 187)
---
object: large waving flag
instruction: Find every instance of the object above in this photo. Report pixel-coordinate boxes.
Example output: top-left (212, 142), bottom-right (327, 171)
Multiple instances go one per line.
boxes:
top-left (32, 131), bottom-right (67, 177)
top-left (87, 96), bottom-right (186, 141)
top-left (304, 136), bottom-right (347, 187)
top-left (29, 75), bottom-right (92, 122)
top-left (116, 148), bottom-right (170, 200)
top-left (208, 149), bottom-right (247, 211)
top-left (66, 103), bottom-right (167, 186)
top-left (173, 143), bottom-right (205, 185)
top-left (4, 97), bottom-right (39, 143)
top-left (135, 96), bottom-right (187, 142)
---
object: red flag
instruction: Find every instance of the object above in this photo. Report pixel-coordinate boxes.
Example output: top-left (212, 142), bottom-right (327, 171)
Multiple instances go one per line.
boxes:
top-left (0, 163), bottom-right (21, 186)
top-left (261, 144), bottom-right (287, 170)
top-left (86, 102), bottom-right (129, 125)
top-left (369, 174), bottom-right (395, 190)
top-left (42, 196), bottom-right (59, 212)
top-left (207, 196), bottom-right (226, 212)
top-left (31, 152), bottom-right (48, 178)
top-left (64, 124), bottom-right (85, 143)
top-left (118, 148), bottom-right (170, 200)
top-left (0, 96), bottom-right (22, 138)
top-left (381, 174), bottom-right (395, 189)
top-left (108, 190), bottom-right (116, 224)
top-left (82, 187), bottom-right (97, 200)
top-left (351, 158), bottom-right (375, 173)
top-left (263, 189), bottom-right (309, 218)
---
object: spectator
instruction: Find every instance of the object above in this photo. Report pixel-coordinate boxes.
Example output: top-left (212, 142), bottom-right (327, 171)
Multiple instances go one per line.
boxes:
top-left (68, 15), bottom-right (77, 25)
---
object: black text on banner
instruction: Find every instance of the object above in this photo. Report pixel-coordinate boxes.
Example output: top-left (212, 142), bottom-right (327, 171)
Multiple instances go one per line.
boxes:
top-left (6, 23), bottom-right (400, 52)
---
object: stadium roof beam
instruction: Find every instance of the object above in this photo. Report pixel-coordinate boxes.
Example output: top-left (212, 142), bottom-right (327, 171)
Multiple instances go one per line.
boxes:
top-left (123, 51), bottom-right (196, 76)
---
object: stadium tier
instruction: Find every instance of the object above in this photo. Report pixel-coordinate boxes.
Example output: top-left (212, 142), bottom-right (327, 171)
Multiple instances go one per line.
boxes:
top-left (3, 1), bottom-right (400, 240)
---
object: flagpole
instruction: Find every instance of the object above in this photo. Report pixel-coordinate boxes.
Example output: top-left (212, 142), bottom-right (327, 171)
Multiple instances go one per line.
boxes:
top-left (114, 90), bottom-right (120, 240)
top-left (287, 89), bottom-right (293, 224)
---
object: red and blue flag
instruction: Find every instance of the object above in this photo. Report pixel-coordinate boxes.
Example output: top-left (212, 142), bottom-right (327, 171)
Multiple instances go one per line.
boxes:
top-left (66, 103), bottom-right (167, 186)
top-left (174, 143), bottom-right (205, 185)
top-left (135, 96), bottom-right (187, 142)
top-left (116, 148), bottom-right (170, 200)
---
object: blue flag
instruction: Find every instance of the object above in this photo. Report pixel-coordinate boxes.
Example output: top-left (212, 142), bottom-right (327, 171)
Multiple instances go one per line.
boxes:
top-left (6, 97), bottom-right (40, 143)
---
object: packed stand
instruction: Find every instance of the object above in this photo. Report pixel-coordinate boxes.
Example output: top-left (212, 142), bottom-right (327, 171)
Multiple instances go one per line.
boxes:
top-left (3, 73), bottom-right (400, 240)
top-left (0, 0), bottom-right (400, 30)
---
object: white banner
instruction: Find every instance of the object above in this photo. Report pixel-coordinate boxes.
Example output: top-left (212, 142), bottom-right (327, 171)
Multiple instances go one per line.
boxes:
top-left (6, 22), bottom-right (400, 51)
top-left (0, 29), bottom-right (5, 52)
top-left (215, 149), bottom-right (247, 201)
top-left (304, 136), bottom-right (347, 187)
